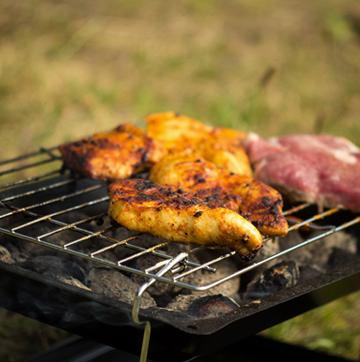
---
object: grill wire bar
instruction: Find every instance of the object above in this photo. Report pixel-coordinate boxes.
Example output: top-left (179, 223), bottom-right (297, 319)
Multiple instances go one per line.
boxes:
top-left (0, 147), bottom-right (359, 291)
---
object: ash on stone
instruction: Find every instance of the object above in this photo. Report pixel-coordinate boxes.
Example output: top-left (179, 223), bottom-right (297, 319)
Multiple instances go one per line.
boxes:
top-left (181, 258), bottom-right (240, 297)
top-left (279, 230), bottom-right (356, 271)
top-left (88, 267), bottom-right (156, 309)
top-left (166, 294), bottom-right (199, 312)
top-left (180, 248), bottom-right (241, 298)
top-left (257, 239), bottom-right (280, 259)
top-left (0, 244), bottom-right (14, 264)
top-left (60, 276), bottom-right (90, 290)
top-left (245, 260), bottom-right (300, 299)
top-left (166, 294), bottom-right (239, 318)
top-left (0, 238), bottom-right (26, 263)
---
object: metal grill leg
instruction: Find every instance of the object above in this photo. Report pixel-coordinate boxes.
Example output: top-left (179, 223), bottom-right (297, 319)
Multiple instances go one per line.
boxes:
top-left (131, 252), bottom-right (189, 362)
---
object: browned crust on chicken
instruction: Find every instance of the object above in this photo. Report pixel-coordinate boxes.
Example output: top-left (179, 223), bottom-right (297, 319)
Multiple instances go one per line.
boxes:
top-left (59, 123), bottom-right (164, 180)
top-left (108, 179), bottom-right (263, 256)
top-left (192, 187), bottom-right (242, 211)
top-left (226, 175), bottom-right (288, 236)
top-left (150, 154), bottom-right (288, 236)
top-left (109, 179), bottom-right (202, 209)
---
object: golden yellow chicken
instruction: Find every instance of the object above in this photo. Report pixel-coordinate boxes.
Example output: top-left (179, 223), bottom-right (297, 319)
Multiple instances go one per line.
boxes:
top-left (145, 112), bottom-right (252, 176)
top-left (108, 179), bottom-right (262, 257)
top-left (150, 153), bottom-right (288, 236)
top-left (146, 111), bottom-right (211, 152)
top-left (59, 123), bottom-right (164, 180)
top-left (200, 127), bottom-right (252, 176)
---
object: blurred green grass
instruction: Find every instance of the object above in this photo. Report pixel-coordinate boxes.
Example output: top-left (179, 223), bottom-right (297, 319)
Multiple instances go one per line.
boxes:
top-left (0, 311), bottom-right (68, 362)
top-left (0, 0), bottom-right (359, 360)
top-left (265, 291), bottom-right (360, 360)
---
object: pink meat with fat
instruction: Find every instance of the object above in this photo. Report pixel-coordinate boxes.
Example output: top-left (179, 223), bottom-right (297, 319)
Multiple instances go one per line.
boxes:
top-left (245, 134), bottom-right (360, 212)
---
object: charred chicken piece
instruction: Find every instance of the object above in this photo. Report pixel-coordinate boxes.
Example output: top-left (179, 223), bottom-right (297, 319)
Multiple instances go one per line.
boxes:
top-left (225, 175), bottom-right (288, 236)
top-left (108, 179), bottom-right (262, 257)
top-left (150, 154), bottom-right (288, 236)
top-left (145, 112), bottom-right (252, 176)
top-left (59, 123), bottom-right (164, 180)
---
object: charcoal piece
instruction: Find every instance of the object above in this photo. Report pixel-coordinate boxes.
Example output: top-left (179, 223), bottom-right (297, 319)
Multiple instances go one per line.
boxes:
top-left (0, 245), bottom-right (14, 264)
top-left (328, 247), bottom-right (359, 269)
top-left (299, 265), bottom-right (323, 281)
top-left (59, 211), bottom-right (109, 232)
top-left (279, 230), bottom-right (357, 270)
top-left (0, 238), bottom-right (26, 262)
top-left (88, 268), bottom-right (156, 309)
top-left (246, 261), bottom-right (300, 299)
top-left (1, 235), bottom-right (44, 261)
top-left (109, 222), bottom-right (138, 244)
top-left (166, 294), bottom-right (238, 318)
top-left (5, 244), bottom-right (24, 262)
top-left (181, 260), bottom-right (240, 297)
top-left (237, 239), bottom-right (280, 289)
top-left (114, 232), bottom-right (174, 261)
top-left (188, 295), bottom-right (238, 318)
top-left (177, 248), bottom-right (241, 297)
top-left (20, 255), bottom-right (88, 286)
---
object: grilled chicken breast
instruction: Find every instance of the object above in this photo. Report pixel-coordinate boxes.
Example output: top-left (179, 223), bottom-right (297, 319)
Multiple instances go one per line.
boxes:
top-left (145, 111), bottom-right (211, 152)
top-left (108, 179), bottom-right (262, 256)
top-left (201, 127), bottom-right (252, 176)
top-left (59, 123), bottom-right (164, 180)
top-left (145, 112), bottom-right (252, 176)
top-left (150, 153), bottom-right (288, 236)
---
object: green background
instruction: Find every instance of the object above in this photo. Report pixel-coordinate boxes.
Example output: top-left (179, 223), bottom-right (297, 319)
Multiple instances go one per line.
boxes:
top-left (0, 0), bottom-right (359, 360)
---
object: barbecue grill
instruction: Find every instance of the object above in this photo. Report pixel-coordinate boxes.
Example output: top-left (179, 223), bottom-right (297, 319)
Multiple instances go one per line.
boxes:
top-left (0, 146), bottom-right (359, 361)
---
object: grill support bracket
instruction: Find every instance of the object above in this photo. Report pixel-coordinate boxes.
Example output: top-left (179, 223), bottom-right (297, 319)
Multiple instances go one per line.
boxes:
top-left (131, 252), bottom-right (189, 362)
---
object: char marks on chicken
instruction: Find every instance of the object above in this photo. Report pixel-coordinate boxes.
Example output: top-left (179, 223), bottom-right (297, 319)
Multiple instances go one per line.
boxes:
top-left (150, 153), bottom-right (288, 236)
top-left (108, 179), bottom-right (263, 256)
top-left (59, 123), bottom-right (164, 180)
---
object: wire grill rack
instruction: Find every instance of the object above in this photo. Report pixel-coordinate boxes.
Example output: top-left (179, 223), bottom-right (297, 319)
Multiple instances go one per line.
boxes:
top-left (0, 147), bottom-right (359, 292)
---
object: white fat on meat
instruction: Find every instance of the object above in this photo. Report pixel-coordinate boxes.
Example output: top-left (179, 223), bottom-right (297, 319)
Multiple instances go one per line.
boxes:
top-left (330, 149), bottom-right (357, 165)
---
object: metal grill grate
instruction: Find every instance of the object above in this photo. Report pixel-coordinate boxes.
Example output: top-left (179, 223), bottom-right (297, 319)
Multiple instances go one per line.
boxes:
top-left (0, 147), bottom-right (359, 292)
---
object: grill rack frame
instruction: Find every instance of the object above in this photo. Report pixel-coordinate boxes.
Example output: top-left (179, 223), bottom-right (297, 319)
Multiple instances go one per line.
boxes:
top-left (0, 147), bottom-right (359, 292)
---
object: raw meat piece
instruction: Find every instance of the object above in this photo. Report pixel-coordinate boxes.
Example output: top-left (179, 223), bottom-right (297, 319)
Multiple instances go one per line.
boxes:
top-left (245, 134), bottom-right (360, 212)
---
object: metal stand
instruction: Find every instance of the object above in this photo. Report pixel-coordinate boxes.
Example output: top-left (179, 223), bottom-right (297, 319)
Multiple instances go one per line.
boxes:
top-left (131, 252), bottom-right (189, 362)
top-left (26, 335), bottom-right (351, 362)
